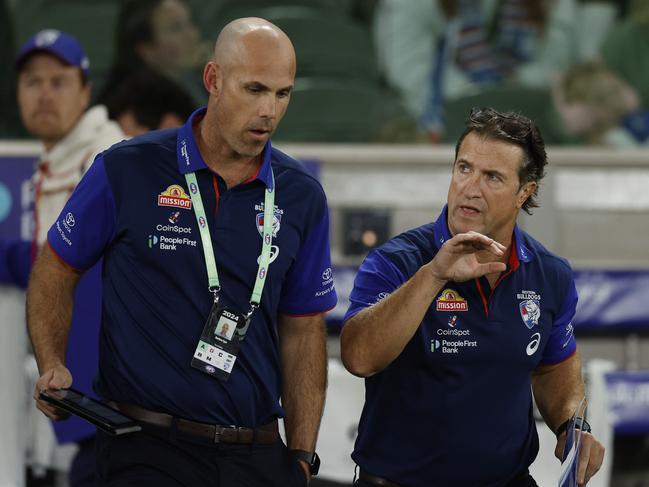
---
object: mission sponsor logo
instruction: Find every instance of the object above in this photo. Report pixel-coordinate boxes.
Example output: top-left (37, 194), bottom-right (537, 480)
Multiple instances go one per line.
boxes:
top-left (436, 289), bottom-right (468, 312)
top-left (158, 184), bottom-right (192, 210)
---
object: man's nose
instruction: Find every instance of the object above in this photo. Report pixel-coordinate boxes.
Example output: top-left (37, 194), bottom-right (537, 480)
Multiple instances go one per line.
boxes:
top-left (37, 82), bottom-right (55, 104)
top-left (464, 174), bottom-right (482, 198)
top-left (258, 94), bottom-right (276, 119)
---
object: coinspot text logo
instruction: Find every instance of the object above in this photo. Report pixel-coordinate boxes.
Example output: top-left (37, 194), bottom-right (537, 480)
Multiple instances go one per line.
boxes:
top-left (148, 235), bottom-right (159, 248)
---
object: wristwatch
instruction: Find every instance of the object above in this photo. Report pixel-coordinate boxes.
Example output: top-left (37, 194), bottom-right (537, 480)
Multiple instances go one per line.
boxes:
top-left (291, 449), bottom-right (320, 476)
top-left (555, 417), bottom-right (592, 439)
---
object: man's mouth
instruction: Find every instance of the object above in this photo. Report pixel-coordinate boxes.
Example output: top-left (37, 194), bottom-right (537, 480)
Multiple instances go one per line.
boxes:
top-left (459, 205), bottom-right (481, 216)
top-left (248, 128), bottom-right (270, 139)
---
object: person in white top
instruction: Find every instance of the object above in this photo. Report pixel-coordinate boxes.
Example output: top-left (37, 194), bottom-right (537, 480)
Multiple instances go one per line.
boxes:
top-left (1, 29), bottom-right (124, 487)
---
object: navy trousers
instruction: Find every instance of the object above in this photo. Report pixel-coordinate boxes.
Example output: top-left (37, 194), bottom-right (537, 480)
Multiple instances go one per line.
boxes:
top-left (95, 424), bottom-right (307, 487)
top-left (69, 436), bottom-right (96, 487)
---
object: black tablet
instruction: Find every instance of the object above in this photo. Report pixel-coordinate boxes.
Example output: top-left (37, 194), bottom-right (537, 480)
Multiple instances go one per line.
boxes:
top-left (39, 388), bottom-right (142, 436)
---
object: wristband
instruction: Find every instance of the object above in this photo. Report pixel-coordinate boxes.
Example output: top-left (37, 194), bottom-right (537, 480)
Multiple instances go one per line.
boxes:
top-left (555, 417), bottom-right (591, 439)
top-left (291, 449), bottom-right (320, 476)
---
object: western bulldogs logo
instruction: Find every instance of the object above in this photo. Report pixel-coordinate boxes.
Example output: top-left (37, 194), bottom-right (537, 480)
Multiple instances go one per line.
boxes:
top-left (256, 212), bottom-right (281, 238)
top-left (519, 299), bottom-right (541, 329)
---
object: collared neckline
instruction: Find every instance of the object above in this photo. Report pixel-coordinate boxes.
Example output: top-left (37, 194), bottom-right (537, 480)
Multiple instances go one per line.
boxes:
top-left (176, 106), bottom-right (274, 190)
top-left (432, 205), bottom-right (535, 265)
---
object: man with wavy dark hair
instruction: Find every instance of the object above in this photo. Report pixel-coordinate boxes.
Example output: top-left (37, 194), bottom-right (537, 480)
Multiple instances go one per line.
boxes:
top-left (341, 108), bottom-right (604, 487)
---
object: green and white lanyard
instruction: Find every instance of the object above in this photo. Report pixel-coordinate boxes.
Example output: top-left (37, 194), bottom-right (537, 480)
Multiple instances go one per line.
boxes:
top-left (184, 169), bottom-right (275, 321)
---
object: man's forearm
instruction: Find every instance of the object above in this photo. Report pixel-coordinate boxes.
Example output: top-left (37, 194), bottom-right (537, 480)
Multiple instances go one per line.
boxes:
top-left (341, 266), bottom-right (446, 377)
top-left (532, 351), bottom-right (585, 433)
top-left (26, 245), bottom-right (80, 372)
top-left (278, 314), bottom-right (327, 451)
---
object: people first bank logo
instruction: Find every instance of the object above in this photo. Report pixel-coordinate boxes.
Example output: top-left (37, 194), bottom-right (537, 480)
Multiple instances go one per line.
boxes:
top-left (436, 289), bottom-right (468, 312)
top-left (158, 185), bottom-right (192, 210)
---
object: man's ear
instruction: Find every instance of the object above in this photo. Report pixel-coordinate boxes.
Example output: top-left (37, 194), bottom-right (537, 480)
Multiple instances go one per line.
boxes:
top-left (203, 62), bottom-right (221, 96)
top-left (517, 181), bottom-right (537, 209)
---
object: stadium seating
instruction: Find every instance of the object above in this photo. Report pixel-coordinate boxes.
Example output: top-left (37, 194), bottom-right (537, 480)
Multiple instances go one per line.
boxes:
top-left (194, 3), bottom-right (379, 82)
top-left (274, 77), bottom-right (411, 142)
top-left (442, 86), bottom-right (564, 144)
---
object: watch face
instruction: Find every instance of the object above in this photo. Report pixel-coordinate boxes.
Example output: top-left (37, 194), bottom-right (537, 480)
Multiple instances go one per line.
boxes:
top-left (311, 452), bottom-right (321, 475)
top-left (292, 450), bottom-right (320, 475)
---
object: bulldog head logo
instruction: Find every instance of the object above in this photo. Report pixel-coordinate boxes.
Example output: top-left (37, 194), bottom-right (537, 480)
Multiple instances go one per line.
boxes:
top-left (519, 299), bottom-right (541, 329)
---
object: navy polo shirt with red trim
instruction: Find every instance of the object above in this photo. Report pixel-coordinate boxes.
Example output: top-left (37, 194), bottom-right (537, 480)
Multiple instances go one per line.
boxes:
top-left (343, 206), bottom-right (577, 487)
top-left (47, 107), bottom-right (337, 426)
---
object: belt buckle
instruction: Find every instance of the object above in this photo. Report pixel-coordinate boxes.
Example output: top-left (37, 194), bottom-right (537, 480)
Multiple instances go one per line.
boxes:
top-left (213, 424), bottom-right (237, 443)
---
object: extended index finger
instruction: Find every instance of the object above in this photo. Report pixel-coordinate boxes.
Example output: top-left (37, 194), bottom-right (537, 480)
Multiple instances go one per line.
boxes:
top-left (577, 432), bottom-right (592, 486)
top-left (454, 232), bottom-right (506, 254)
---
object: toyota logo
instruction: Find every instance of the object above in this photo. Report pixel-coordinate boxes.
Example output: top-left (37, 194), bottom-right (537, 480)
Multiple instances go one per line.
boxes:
top-left (322, 268), bottom-right (332, 280)
top-left (65, 212), bottom-right (75, 227)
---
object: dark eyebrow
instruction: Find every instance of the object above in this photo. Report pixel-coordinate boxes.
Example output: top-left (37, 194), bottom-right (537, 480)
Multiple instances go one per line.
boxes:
top-left (456, 158), bottom-right (506, 179)
top-left (243, 81), bottom-right (270, 92)
top-left (484, 169), bottom-right (506, 179)
top-left (243, 81), bottom-right (293, 94)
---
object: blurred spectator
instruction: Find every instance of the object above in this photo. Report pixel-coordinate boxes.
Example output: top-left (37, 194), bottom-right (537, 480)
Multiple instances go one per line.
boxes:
top-left (600, 0), bottom-right (649, 111)
top-left (98, 0), bottom-right (210, 105)
top-left (554, 61), bottom-right (649, 147)
top-left (5, 29), bottom-right (124, 486)
top-left (574, 0), bottom-right (620, 61)
top-left (373, 0), bottom-right (601, 140)
top-left (103, 68), bottom-right (196, 136)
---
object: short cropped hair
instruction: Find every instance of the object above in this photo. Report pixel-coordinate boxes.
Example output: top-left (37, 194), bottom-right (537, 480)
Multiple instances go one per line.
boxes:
top-left (454, 107), bottom-right (548, 214)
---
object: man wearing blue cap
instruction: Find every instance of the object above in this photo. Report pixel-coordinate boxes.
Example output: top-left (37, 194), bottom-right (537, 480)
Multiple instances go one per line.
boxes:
top-left (2, 29), bottom-right (124, 486)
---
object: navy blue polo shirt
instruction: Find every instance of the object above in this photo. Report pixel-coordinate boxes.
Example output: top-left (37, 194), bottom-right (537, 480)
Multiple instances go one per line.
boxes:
top-left (47, 107), bottom-right (337, 427)
top-left (343, 206), bottom-right (577, 487)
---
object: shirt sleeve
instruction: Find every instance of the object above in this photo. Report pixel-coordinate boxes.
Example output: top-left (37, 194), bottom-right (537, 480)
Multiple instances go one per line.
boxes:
top-left (540, 278), bottom-right (578, 365)
top-left (278, 206), bottom-right (337, 315)
top-left (47, 154), bottom-right (117, 271)
top-left (342, 250), bottom-right (407, 323)
top-left (0, 239), bottom-right (32, 288)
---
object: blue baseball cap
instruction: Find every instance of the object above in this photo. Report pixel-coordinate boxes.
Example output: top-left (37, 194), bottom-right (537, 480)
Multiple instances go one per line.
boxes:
top-left (15, 29), bottom-right (90, 80)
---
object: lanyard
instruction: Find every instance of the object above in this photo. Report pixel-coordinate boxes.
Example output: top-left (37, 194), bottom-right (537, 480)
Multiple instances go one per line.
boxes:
top-left (184, 168), bottom-right (275, 316)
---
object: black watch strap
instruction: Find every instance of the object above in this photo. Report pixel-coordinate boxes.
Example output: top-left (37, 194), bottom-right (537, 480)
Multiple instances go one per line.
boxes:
top-left (555, 417), bottom-right (591, 439)
top-left (291, 449), bottom-right (320, 476)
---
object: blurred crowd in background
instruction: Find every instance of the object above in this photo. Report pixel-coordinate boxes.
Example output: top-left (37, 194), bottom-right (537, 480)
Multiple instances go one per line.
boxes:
top-left (2, 0), bottom-right (649, 147)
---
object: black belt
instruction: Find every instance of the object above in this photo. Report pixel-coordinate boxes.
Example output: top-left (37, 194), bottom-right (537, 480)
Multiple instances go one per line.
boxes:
top-left (111, 402), bottom-right (279, 444)
top-left (359, 470), bottom-right (404, 487)
top-left (359, 469), bottom-right (534, 487)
